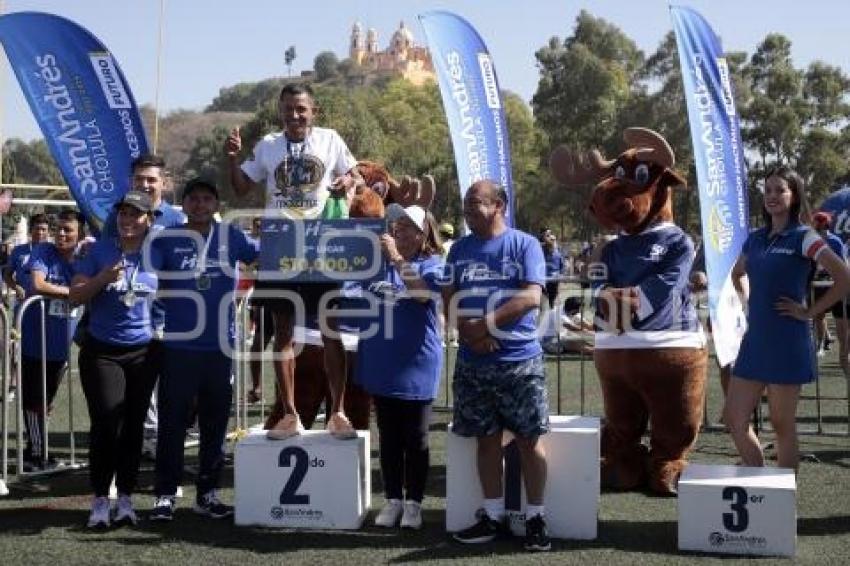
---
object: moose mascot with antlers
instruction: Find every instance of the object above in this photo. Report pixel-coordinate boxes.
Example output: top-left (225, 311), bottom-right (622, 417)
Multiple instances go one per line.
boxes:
top-left (550, 128), bottom-right (707, 496)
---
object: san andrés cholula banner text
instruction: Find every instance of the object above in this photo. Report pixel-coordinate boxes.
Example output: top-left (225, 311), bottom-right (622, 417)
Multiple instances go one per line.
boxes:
top-left (0, 11), bottom-right (148, 233)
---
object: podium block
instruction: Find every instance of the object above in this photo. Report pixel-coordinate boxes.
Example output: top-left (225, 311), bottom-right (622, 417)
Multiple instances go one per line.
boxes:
top-left (446, 415), bottom-right (599, 540)
top-left (678, 464), bottom-right (796, 557)
top-left (235, 429), bottom-right (371, 529)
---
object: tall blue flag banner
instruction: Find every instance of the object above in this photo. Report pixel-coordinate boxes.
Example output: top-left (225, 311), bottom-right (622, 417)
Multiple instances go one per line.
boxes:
top-left (671, 6), bottom-right (749, 367)
top-left (0, 12), bottom-right (148, 233)
top-left (418, 10), bottom-right (515, 226)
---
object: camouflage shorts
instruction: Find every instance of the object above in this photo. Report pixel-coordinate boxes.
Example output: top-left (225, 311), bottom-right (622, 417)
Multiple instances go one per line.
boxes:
top-left (452, 354), bottom-right (549, 438)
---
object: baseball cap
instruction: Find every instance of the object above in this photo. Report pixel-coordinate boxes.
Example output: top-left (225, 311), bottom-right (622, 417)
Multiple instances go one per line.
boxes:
top-left (182, 177), bottom-right (219, 201)
top-left (115, 191), bottom-right (156, 213)
top-left (385, 203), bottom-right (405, 224)
top-left (401, 205), bottom-right (427, 233)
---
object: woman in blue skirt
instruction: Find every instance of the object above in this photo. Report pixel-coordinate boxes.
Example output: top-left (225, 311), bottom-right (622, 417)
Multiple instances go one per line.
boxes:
top-left (727, 167), bottom-right (850, 470)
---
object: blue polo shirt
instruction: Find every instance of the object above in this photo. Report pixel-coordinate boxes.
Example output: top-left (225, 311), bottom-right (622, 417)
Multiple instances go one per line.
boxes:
top-left (733, 223), bottom-right (825, 384)
top-left (74, 238), bottom-right (161, 346)
top-left (349, 254), bottom-right (444, 400)
top-left (153, 222), bottom-right (259, 351)
top-left (21, 243), bottom-right (79, 360)
top-left (443, 228), bottom-right (545, 363)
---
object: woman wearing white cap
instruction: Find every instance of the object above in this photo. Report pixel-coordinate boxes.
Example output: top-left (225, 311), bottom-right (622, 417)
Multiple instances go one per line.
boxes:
top-left (349, 205), bottom-right (443, 530)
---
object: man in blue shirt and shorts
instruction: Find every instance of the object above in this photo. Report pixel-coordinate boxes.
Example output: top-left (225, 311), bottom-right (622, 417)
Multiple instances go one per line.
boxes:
top-left (443, 179), bottom-right (551, 552)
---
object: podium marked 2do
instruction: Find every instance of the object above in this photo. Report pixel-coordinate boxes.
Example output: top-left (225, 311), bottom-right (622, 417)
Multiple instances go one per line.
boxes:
top-left (235, 430), bottom-right (370, 529)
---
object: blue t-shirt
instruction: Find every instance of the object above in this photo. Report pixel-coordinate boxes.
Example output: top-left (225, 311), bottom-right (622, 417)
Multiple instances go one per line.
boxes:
top-left (595, 223), bottom-right (700, 333)
top-left (349, 254), bottom-right (444, 400)
top-left (444, 228), bottom-right (545, 362)
top-left (154, 223), bottom-right (259, 351)
top-left (734, 223), bottom-right (824, 384)
top-left (100, 201), bottom-right (185, 333)
top-left (7, 242), bottom-right (35, 291)
top-left (74, 238), bottom-right (161, 346)
top-left (544, 248), bottom-right (564, 281)
top-left (21, 243), bottom-right (79, 360)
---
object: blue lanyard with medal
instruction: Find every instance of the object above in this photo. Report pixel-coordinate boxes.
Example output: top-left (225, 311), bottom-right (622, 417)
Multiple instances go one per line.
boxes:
top-left (196, 226), bottom-right (215, 291)
top-left (121, 244), bottom-right (140, 308)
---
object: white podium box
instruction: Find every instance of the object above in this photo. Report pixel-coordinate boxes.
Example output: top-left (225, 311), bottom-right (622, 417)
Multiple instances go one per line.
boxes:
top-left (446, 415), bottom-right (599, 540)
top-left (235, 429), bottom-right (371, 529)
top-left (678, 464), bottom-right (796, 557)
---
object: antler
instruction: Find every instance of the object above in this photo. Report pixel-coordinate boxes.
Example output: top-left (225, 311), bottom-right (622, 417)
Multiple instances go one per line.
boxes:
top-left (623, 127), bottom-right (675, 168)
top-left (549, 146), bottom-right (613, 187)
top-left (389, 175), bottom-right (435, 209)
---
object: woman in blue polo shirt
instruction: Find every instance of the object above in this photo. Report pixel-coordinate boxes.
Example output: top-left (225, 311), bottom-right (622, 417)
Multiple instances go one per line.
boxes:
top-left (352, 206), bottom-right (443, 530)
top-left (70, 191), bottom-right (162, 529)
top-left (727, 167), bottom-right (850, 471)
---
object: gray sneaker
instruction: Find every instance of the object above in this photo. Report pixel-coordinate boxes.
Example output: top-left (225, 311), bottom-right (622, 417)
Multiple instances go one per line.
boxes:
top-left (193, 490), bottom-right (233, 519)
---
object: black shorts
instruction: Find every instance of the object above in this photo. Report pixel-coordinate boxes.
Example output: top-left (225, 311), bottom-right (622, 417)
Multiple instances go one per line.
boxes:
top-left (813, 285), bottom-right (850, 319)
top-left (252, 279), bottom-right (341, 318)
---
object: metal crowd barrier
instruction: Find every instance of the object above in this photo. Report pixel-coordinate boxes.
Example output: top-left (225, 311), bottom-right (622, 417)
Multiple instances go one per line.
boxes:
top-left (1, 306), bottom-right (11, 496)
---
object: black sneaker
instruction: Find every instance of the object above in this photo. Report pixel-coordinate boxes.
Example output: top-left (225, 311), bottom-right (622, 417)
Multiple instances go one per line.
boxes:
top-left (150, 496), bottom-right (175, 522)
top-left (193, 490), bottom-right (233, 519)
top-left (524, 514), bottom-right (551, 552)
top-left (453, 508), bottom-right (504, 544)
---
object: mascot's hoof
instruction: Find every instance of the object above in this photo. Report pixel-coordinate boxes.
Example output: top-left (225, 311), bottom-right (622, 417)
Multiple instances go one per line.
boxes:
top-left (648, 476), bottom-right (679, 497)
top-left (649, 462), bottom-right (685, 497)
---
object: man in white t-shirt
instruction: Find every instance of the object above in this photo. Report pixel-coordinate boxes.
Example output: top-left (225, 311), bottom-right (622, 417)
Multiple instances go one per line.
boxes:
top-left (224, 83), bottom-right (361, 440)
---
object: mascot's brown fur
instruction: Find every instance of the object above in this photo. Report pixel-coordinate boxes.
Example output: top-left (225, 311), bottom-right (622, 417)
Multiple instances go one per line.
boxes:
top-left (265, 161), bottom-right (435, 430)
top-left (550, 128), bottom-right (708, 495)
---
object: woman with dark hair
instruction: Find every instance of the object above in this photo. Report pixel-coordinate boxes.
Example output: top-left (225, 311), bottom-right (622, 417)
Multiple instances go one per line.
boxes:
top-left (352, 205), bottom-right (443, 530)
top-left (726, 167), bottom-right (850, 470)
top-left (70, 191), bottom-right (162, 528)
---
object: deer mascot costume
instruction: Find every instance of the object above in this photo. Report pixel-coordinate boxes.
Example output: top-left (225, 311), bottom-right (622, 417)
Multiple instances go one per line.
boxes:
top-left (550, 128), bottom-right (707, 495)
top-left (265, 162), bottom-right (435, 431)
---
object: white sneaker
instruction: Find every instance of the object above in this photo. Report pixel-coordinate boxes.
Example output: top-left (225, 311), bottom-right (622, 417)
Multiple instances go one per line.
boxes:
top-left (113, 494), bottom-right (138, 526)
top-left (374, 499), bottom-right (403, 527)
top-left (400, 500), bottom-right (423, 530)
top-left (87, 496), bottom-right (110, 529)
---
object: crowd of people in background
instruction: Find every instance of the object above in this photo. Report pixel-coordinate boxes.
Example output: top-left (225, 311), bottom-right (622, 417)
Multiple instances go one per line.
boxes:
top-left (2, 82), bottom-right (849, 554)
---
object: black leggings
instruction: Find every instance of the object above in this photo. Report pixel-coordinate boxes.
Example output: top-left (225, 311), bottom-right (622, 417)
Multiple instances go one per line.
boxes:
top-left (373, 395), bottom-right (432, 503)
top-left (21, 356), bottom-right (66, 459)
top-left (79, 338), bottom-right (159, 497)
top-left (545, 281), bottom-right (559, 309)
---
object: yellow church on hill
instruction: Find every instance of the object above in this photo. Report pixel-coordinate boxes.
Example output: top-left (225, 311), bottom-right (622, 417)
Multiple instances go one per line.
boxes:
top-left (349, 21), bottom-right (435, 86)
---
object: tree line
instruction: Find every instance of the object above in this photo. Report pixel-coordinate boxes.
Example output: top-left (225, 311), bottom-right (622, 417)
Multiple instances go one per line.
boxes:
top-left (4, 10), bottom-right (850, 241)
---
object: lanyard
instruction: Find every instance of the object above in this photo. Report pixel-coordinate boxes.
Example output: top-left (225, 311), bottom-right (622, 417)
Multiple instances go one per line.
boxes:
top-left (117, 239), bottom-right (140, 291)
top-left (196, 225), bottom-right (215, 275)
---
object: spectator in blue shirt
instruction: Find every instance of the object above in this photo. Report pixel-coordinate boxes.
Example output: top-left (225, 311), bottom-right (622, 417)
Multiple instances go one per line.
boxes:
top-left (540, 228), bottom-right (563, 309)
top-left (3, 213), bottom-right (50, 302)
top-left (19, 210), bottom-right (84, 471)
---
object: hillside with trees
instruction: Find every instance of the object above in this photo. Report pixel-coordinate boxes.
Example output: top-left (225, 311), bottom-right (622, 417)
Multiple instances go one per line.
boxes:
top-left (5, 10), bottom-right (850, 241)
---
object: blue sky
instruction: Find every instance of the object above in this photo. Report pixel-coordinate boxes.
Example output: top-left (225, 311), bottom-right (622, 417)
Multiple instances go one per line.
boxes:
top-left (2, 0), bottom-right (848, 141)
